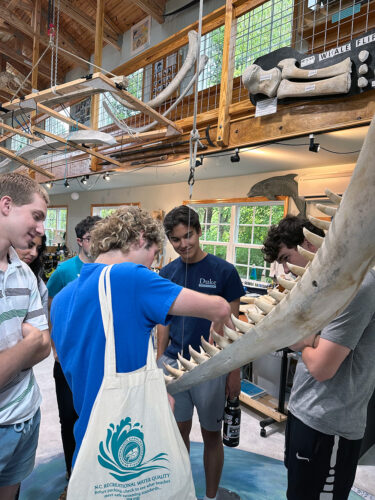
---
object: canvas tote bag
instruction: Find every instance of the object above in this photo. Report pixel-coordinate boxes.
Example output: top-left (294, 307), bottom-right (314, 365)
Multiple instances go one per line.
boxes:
top-left (67, 265), bottom-right (196, 499)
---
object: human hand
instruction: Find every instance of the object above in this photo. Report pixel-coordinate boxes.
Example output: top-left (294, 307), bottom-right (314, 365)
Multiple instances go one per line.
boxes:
top-left (226, 369), bottom-right (241, 399)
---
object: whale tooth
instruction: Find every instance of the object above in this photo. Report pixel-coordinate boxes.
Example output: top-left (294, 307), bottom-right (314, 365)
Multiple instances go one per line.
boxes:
top-left (189, 345), bottom-right (209, 364)
top-left (163, 363), bottom-right (184, 378)
top-left (303, 228), bottom-right (324, 248)
top-left (316, 204), bottom-right (338, 217)
top-left (201, 336), bottom-right (221, 356)
top-left (286, 263), bottom-right (306, 277)
top-left (224, 324), bottom-right (242, 341)
top-left (231, 314), bottom-right (253, 333)
top-left (255, 297), bottom-right (275, 314)
top-left (325, 189), bottom-right (342, 205)
top-left (211, 329), bottom-right (231, 348)
top-left (246, 309), bottom-right (264, 324)
top-left (308, 215), bottom-right (330, 231)
top-left (297, 245), bottom-right (315, 262)
top-left (177, 352), bottom-right (197, 371)
top-left (164, 374), bottom-right (175, 384)
top-left (277, 276), bottom-right (296, 290)
top-left (268, 289), bottom-right (287, 302)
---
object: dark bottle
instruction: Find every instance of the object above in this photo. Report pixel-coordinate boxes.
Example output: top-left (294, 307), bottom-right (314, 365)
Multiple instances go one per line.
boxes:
top-left (223, 397), bottom-right (241, 447)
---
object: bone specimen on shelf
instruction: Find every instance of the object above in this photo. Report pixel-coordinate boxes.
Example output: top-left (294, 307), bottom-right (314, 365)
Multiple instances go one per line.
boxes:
top-left (278, 57), bottom-right (351, 80)
top-left (358, 77), bottom-right (368, 88)
top-left (242, 64), bottom-right (282, 97)
top-left (359, 64), bottom-right (368, 75)
top-left (277, 72), bottom-right (351, 99)
top-left (359, 50), bottom-right (369, 62)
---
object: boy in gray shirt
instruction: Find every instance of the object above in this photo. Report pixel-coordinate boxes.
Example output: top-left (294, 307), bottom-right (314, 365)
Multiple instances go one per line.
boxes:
top-left (263, 216), bottom-right (375, 500)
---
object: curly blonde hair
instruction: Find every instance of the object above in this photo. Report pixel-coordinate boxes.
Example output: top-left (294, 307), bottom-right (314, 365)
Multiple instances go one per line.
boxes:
top-left (90, 206), bottom-right (164, 259)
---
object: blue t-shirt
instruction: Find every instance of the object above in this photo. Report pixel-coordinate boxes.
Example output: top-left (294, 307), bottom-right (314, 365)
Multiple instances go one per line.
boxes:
top-left (51, 262), bottom-right (182, 464)
top-left (159, 254), bottom-right (244, 359)
top-left (47, 255), bottom-right (83, 297)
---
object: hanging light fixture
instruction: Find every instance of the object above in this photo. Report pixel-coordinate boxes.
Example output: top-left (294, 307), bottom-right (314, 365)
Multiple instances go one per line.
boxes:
top-left (103, 173), bottom-right (111, 182)
top-left (81, 175), bottom-right (89, 185)
top-left (309, 134), bottom-right (320, 153)
top-left (64, 179), bottom-right (70, 188)
top-left (230, 148), bottom-right (240, 163)
top-left (45, 181), bottom-right (53, 189)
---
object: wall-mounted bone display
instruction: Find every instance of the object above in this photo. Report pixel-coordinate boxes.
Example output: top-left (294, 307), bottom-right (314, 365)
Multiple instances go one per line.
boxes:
top-left (243, 27), bottom-right (375, 106)
top-left (278, 57), bottom-right (351, 80)
top-left (277, 73), bottom-right (351, 99)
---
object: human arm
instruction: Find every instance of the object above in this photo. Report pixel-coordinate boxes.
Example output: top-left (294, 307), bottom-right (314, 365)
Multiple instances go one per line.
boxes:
top-left (0, 323), bottom-right (50, 387)
top-left (299, 337), bottom-right (350, 382)
top-left (168, 288), bottom-right (232, 328)
top-left (225, 298), bottom-right (241, 399)
top-left (156, 324), bottom-right (170, 360)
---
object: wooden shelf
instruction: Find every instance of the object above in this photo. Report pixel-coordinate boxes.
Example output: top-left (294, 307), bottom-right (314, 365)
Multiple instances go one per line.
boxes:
top-left (240, 391), bottom-right (287, 423)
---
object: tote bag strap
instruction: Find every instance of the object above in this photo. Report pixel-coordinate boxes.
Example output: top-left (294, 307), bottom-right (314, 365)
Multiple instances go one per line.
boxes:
top-left (98, 265), bottom-right (117, 377)
top-left (146, 332), bottom-right (157, 370)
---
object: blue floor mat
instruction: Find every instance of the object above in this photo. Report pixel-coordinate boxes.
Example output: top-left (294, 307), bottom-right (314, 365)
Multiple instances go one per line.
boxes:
top-left (20, 444), bottom-right (364, 499)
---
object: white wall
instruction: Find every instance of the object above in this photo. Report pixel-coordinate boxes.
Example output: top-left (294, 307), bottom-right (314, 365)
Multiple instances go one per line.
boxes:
top-left (66, 0), bottom-right (225, 81)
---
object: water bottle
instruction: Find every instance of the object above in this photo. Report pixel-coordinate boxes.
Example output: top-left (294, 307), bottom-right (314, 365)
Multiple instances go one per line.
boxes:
top-left (223, 397), bottom-right (241, 447)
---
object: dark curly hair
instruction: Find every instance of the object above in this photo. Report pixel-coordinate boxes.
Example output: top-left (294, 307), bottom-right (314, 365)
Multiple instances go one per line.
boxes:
top-left (163, 205), bottom-right (200, 238)
top-left (262, 215), bottom-right (325, 263)
top-left (75, 215), bottom-right (101, 239)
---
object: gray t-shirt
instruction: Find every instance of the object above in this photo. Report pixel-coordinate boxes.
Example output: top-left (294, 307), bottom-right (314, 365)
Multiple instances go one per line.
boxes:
top-left (288, 269), bottom-right (375, 440)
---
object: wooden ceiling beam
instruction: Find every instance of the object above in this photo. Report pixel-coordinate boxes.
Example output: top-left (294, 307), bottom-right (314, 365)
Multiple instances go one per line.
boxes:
top-left (86, 0), bottom-right (122, 38)
top-left (58, 0), bottom-right (120, 51)
top-left (0, 4), bottom-right (90, 66)
top-left (0, 146), bottom-right (55, 178)
top-left (0, 41), bottom-right (51, 81)
top-left (129, 0), bottom-right (164, 24)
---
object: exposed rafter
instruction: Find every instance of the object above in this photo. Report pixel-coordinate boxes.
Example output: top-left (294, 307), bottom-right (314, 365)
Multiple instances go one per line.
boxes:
top-left (129, 0), bottom-right (164, 24)
top-left (0, 3), bottom-right (90, 65)
top-left (0, 40), bottom-right (51, 81)
top-left (58, 0), bottom-right (121, 51)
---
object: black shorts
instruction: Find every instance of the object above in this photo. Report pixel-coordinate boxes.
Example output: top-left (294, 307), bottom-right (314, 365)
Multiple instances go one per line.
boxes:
top-left (284, 412), bottom-right (362, 500)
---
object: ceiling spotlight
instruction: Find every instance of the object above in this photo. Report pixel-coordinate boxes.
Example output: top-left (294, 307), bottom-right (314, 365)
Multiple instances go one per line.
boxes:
top-left (103, 173), bottom-right (111, 181)
top-left (230, 148), bottom-right (240, 163)
top-left (45, 181), bottom-right (53, 189)
top-left (64, 179), bottom-right (70, 188)
top-left (195, 155), bottom-right (203, 167)
top-left (309, 134), bottom-right (320, 153)
top-left (81, 175), bottom-right (89, 185)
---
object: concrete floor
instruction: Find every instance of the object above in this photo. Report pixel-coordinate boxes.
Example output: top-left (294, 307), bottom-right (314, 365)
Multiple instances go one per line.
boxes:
top-left (34, 353), bottom-right (375, 498)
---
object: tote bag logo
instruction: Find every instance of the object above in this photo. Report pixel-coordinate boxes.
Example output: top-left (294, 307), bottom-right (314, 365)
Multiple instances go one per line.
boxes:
top-left (98, 417), bottom-right (169, 482)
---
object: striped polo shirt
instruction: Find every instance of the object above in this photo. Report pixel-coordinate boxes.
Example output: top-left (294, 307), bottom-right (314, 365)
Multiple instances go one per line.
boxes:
top-left (0, 247), bottom-right (48, 425)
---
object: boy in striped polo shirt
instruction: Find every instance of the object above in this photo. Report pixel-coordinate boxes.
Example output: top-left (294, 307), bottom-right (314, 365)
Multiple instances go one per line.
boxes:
top-left (0, 173), bottom-right (50, 499)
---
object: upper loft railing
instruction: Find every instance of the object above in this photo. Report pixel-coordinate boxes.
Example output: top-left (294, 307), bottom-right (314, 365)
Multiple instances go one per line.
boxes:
top-left (5, 0), bottom-right (375, 180)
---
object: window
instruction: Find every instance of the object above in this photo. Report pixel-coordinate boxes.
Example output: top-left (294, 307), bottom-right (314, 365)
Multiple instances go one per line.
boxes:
top-left (98, 69), bottom-right (144, 128)
top-left (190, 198), bottom-right (287, 283)
top-left (91, 203), bottom-right (140, 218)
top-left (45, 108), bottom-right (70, 135)
top-left (45, 206), bottom-right (67, 246)
top-left (10, 134), bottom-right (28, 152)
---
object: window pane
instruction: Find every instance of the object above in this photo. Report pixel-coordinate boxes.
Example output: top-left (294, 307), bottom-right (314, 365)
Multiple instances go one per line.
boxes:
top-left (206, 224), bottom-right (218, 241)
top-left (235, 265), bottom-right (248, 279)
top-left (215, 246), bottom-right (227, 260)
top-left (219, 207), bottom-right (231, 223)
top-left (219, 225), bottom-right (230, 242)
top-left (254, 206), bottom-right (271, 224)
top-left (250, 248), bottom-right (265, 267)
top-left (238, 226), bottom-right (252, 244)
top-left (239, 206), bottom-right (254, 224)
top-left (203, 244), bottom-right (214, 254)
top-left (253, 226), bottom-right (269, 245)
top-left (235, 247), bottom-right (249, 265)
top-left (271, 205), bottom-right (284, 224)
top-left (196, 207), bottom-right (206, 223)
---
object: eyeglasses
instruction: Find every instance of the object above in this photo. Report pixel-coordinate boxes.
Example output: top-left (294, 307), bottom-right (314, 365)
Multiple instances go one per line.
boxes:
top-left (81, 236), bottom-right (91, 242)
